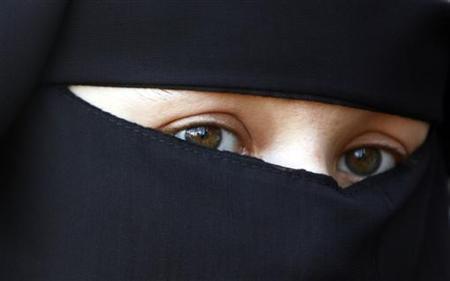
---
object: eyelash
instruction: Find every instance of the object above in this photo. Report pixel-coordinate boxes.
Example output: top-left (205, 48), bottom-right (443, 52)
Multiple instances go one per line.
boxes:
top-left (164, 120), bottom-right (408, 184)
top-left (161, 114), bottom-right (252, 153)
top-left (167, 121), bottom-right (244, 143)
top-left (167, 121), bottom-right (405, 154)
top-left (342, 143), bottom-right (404, 162)
top-left (341, 140), bottom-right (408, 165)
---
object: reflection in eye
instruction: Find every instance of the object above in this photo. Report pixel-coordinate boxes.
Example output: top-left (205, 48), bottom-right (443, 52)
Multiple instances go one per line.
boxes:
top-left (170, 122), bottom-right (402, 185)
top-left (337, 147), bottom-right (397, 179)
top-left (173, 125), bottom-right (242, 153)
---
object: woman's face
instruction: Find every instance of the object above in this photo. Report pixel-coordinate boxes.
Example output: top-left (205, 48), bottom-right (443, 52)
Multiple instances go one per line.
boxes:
top-left (69, 85), bottom-right (429, 188)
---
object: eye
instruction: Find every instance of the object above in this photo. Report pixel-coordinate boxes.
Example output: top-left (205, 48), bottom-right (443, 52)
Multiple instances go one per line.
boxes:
top-left (173, 125), bottom-right (242, 153)
top-left (337, 146), bottom-right (398, 179)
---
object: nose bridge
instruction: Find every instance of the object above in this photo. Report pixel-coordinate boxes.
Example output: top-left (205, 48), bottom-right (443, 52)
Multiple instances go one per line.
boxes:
top-left (257, 138), bottom-right (330, 175)
top-left (250, 105), bottom-right (334, 175)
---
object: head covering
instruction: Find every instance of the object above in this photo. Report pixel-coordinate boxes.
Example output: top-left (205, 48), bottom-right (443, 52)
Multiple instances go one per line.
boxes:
top-left (1, 1), bottom-right (449, 280)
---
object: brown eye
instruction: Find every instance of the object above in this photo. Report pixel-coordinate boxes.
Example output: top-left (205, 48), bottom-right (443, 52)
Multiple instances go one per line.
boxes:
top-left (337, 146), bottom-right (397, 178)
top-left (183, 126), bottom-right (222, 149)
top-left (344, 147), bottom-right (381, 176)
top-left (173, 125), bottom-right (242, 152)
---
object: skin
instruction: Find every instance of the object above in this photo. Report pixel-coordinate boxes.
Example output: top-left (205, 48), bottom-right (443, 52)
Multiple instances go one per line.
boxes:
top-left (69, 85), bottom-right (429, 188)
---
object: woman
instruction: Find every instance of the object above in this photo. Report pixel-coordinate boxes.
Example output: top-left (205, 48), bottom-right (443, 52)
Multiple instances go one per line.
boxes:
top-left (1, 1), bottom-right (449, 280)
top-left (69, 85), bottom-right (429, 189)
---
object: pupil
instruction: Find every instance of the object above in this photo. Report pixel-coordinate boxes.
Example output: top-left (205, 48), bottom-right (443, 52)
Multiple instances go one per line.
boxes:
top-left (345, 147), bottom-right (381, 176)
top-left (184, 126), bottom-right (222, 149)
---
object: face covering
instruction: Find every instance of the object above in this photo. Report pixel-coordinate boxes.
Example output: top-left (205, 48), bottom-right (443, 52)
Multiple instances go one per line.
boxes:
top-left (1, 1), bottom-right (449, 281)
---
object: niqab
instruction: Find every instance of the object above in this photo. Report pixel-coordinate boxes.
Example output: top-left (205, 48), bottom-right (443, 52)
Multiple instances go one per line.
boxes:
top-left (1, 1), bottom-right (449, 280)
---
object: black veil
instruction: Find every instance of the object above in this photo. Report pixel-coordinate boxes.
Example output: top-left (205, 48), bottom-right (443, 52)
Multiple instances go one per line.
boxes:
top-left (1, 1), bottom-right (449, 280)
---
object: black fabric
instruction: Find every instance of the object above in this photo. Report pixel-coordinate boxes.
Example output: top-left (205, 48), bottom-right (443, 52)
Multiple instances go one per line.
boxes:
top-left (0, 1), bottom-right (449, 280)
top-left (0, 0), bottom-right (69, 137)
top-left (1, 86), bottom-right (448, 280)
top-left (44, 0), bottom-right (449, 123)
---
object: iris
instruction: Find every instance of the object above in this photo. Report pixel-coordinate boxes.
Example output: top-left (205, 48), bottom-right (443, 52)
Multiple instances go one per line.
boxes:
top-left (344, 147), bottom-right (382, 176)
